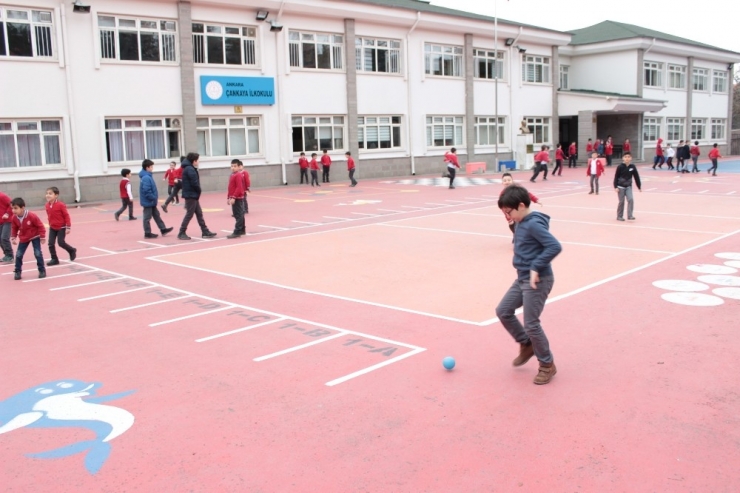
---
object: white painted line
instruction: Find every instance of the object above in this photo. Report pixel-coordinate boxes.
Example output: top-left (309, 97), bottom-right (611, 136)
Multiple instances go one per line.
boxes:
top-left (22, 269), bottom-right (96, 282)
top-left (698, 190), bottom-right (709, 194)
top-left (78, 286), bottom-right (152, 302)
top-left (670, 189), bottom-right (682, 192)
top-left (253, 332), bottom-right (347, 361)
top-left (646, 188), bottom-right (657, 191)
top-left (91, 247), bottom-right (117, 254)
top-left (259, 225), bottom-right (289, 230)
top-left (149, 306), bottom-right (233, 327)
top-left (351, 212), bottom-right (379, 217)
top-left (138, 241), bottom-right (165, 248)
top-left (728, 191), bottom-right (736, 195)
top-left (542, 204), bottom-right (740, 220)
top-left (323, 216), bottom-right (353, 221)
top-left (110, 295), bottom-right (191, 313)
top-left (292, 220), bottom-right (320, 225)
top-left (49, 278), bottom-right (122, 291)
top-left (445, 200), bottom-right (468, 203)
top-left (424, 203), bottom-right (449, 207)
top-left (326, 347), bottom-right (427, 386)
top-left (401, 205), bottom-right (426, 210)
top-left (551, 218), bottom-right (725, 235)
top-left (221, 229), bottom-right (233, 233)
top-left (377, 208), bottom-right (402, 213)
top-left (196, 317), bottom-right (286, 342)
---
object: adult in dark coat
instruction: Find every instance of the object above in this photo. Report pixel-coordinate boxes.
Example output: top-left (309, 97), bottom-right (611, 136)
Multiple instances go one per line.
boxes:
top-left (178, 152), bottom-right (216, 240)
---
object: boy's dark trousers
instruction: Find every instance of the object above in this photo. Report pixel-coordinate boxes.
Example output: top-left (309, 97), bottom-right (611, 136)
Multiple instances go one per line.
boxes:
top-left (164, 182), bottom-right (182, 207)
top-left (568, 155), bottom-right (577, 168)
top-left (448, 167), bottom-right (456, 187)
top-left (0, 222), bottom-right (12, 258)
top-left (179, 198), bottom-right (209, 234)
top-left (231, 199), bottom-right (245, 234)
top-left (115, 198), bottom-right (134, 219)
top-left (300, 168), bottom-right (309, 184)
top-left (553, 160), bottom-right (562, 176)
top-left (48, 228), bottom-right (74, 260)
top-left (322, 165), bottom-right (330, 183)
top-left (349, 168), bottom-right (357, 186)
top-left (311, 170), bottom-right (319, 186)
top-left (605, 155), bottom-right (612, 167)
top-left (15, 237), bottom-right (45, 274)
top-left (142, 206), bottom-right (167, 235)
top-left (691, 156), bottom-right (699, 172)
top-left (531, 163), bottom-right (548, 181)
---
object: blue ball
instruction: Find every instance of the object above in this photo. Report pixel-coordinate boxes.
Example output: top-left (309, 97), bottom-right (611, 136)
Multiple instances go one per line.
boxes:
top-left (442, 356), bottom-right (456, 370)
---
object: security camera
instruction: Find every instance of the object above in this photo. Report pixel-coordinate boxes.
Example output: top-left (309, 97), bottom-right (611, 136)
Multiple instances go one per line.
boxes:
top-left (515, 45), bottom-right (526, 53)
top-left (72, 0), bottom-right (91, 13)
top-left (269, 20), bottom-right (283, 32)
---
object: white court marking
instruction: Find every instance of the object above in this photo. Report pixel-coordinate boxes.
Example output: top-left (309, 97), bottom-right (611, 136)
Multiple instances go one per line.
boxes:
top-left (687, 264), bottom-right (738, 275)
top-left (254, 332), bottom-right (347, 361)
top-left (661, 292), bottom-right (724, 306)
top-left (78, 286), bottom-right (152, 302)
top-left (110, 295), bottom-right (191, 313)
top-left (196, 318), bottom-right (287, 342)
top-left (91, 247), bottom-right (117, 254)
top-left (652, 280), bottom-right (709, 292)
top-left (724, 261), bottom-right (740, 268)
top-left (22, 269), bottom-right (96, 282)
top-left (149, 306), bottom-right (234, 327)
top-left (697, 275), bottom-right (740, 287)
top-left (713, 287), bottom-right (740, 300)
top-left (259, 225), bottom-right (289, 230)
top-left (49, 278), bottom-right (121, 291)
top-left (716, 252), bottom-right (740, 260)
top-left (138, 241), bottom-right (165, 248)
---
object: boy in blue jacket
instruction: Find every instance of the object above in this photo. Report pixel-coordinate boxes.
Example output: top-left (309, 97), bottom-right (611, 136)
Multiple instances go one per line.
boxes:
top-left (139, 160), bottom-right (173, 239)
top-left (496, 185), bottom-right (562, 385)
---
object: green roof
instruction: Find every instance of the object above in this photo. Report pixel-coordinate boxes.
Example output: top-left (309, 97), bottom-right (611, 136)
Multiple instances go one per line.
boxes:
top-left (569, 21), bottom-right (740, 55)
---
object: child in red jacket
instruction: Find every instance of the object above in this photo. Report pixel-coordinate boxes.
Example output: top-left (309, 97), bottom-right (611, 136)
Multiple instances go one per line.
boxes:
top-left (587, 152), bottom-right (605, 195)
top-left (554, 144), bottom-right (565, 176)
top-left (298, 152), bottom-right (309, 185)
top-left (309, 153), bottom-right (320, 187)
top-left (10, 197), bottom-right (46, 280)
top-left (0, 191), bottom-right (13, 263)
top-left (44, 187), bottom-right (76, 266)
top-left (238, 160), bottom-right (250, 214)
top-left (227, 160), bottom-right (246, 239)
top-left (707, 143), bottom-right (722, 176)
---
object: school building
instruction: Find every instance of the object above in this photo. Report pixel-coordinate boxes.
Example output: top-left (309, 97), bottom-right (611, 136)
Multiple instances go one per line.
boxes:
top-left (1, 0), bottom-right (738, 205)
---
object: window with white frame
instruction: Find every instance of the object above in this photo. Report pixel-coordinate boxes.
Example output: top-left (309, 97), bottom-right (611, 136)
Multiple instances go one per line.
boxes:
top-left (692, 68), bottom-right (708, 91)
top-left (0, 119), bottom-right (62, 168)
top-left (291, 116), bottom-right (345, 152)
top-left (525, 117), bottom-right (550, 144)
top-left (668, 64), bottom-right (686, 89)
top-left (355, 37), bottom-right (400, 73)
top-left (0, 7), bottom-right (54, 59)
top-left (98, 16), bottom-right (176, 63)
top-left (690, 118), bottom-right (705, 140)
top-left (288, 31), bottom-right (343, 70)
top-left (666, 118), bottom-right (684, 141)
top-left (196, 117), bottom-right (260, 157)
top-left (559, 65), bottom-right (569, 89)
top-left (713, 70), bottom-right (728, 93)
top-left (474, 49), bottom-right (504, 80)
top-left (104, 118), bottom-right (181, 163)
top-left (522, 55), bottom-right (550, 84)
top-left (357, 116), bottom-right (401, 150)
top-left (711, 119), bottom-right (726, 140)
top-left (475, 117), bottom-right (506, 146)
top-left (424, 43), bottom-right (463, 77)
top-left (644, 61), bottom-right (662, 87)
top-left (426, 116), bottom-right (463, 147)
top-left (643, 117), bottom-right (660, 142)
top-left (192, 23), bottom-right (256, 66)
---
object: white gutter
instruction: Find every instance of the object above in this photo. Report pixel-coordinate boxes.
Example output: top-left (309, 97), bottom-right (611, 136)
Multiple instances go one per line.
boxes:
top-left (644, 37), bottom-right (656, 54)
top-left (60, 4), bottom-right (81, 202)
top-left (406, 12), bottom-right (421, 174)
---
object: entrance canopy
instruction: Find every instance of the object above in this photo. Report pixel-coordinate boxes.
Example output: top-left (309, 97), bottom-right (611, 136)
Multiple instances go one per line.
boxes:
top-left (559, 89), bottom-right (666, 115)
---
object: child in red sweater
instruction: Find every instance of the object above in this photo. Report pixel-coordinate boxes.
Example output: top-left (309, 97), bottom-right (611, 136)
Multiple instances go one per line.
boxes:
top-left (10, 197), bottom-right (46, 280)
top-left (0, 190), bottom-right (13, 263)
top-left (45, 187), bottom-right (76, 266)
top-left (553, 144), bottom-right (565, 176)
top-left (310, 153), bottom-right (320, 187)
top-left (227, 160), bottom-right (246, 239)
top-left (707, 144), bottom-right (722, 176)
top-left (114, 168), bottom-right (136, 221)
top-left (298, 152), bottom-right (309, 185)
top-left (163, 161), bottom-right (180, 205)
top-left (238, 160), bottom-right (250, 214)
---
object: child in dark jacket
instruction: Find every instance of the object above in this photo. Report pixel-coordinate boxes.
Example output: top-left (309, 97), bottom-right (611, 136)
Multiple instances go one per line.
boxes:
top-left (10, 197), bottom-right (46, 280)
top-left (44, 187), bottom-right (76, 265)
top-left (139, 160), bottom-right (173, 239)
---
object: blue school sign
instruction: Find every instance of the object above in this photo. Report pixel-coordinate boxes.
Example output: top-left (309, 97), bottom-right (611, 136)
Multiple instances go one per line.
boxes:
top-left (200, 76), bottom-right (275, 105)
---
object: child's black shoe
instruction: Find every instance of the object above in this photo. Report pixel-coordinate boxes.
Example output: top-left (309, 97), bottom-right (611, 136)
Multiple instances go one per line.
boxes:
top-left (46, 259), bottom-right (60, 266)
top-left (38, 270), bottom-right (46, 279)
top-left (14, 271), bottom-right (21, 281)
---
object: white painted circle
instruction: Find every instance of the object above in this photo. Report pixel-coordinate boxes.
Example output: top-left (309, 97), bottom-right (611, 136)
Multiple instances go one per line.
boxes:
top-left (687, 264), bottom-right (738, 275)
top-left (652, 280), bottom-right (709, 292)
top-left (713, 287), bottom-right (740, 300)
top-left (715, 252), bottom-right (740, 260)
top-left (724, 261), bottom-right (740, 269)
top-left (697, 275), bottom-right (740, 287)
top-left (661, 292), bottom-right (724, 306)
top-left (205, 80), bottom-right (223, 100)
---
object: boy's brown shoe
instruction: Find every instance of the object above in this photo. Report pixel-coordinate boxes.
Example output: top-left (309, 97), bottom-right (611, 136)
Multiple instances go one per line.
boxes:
top-left (512, 342), bottom-right (534, 367)
top-left (533, 362), bottom-right (557, 385)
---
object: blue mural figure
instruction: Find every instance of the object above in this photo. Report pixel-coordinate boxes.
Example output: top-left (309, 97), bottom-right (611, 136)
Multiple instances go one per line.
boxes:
top-left (0, 380), bottom-right (135, 474)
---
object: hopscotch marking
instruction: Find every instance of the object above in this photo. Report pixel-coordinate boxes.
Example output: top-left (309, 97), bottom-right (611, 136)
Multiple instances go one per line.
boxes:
top-left (110, 295), bottom-right (191, 313)
top-left (78, 286), bottom-right (152, 302)
top-left (149, 306), bottom-right (234, 327)
top-left (22, 269), bottom-right (97, 282)
top-left (49, 278), bottom-right (122, 291)
top-left (196, 317), bottom-right (288, 342)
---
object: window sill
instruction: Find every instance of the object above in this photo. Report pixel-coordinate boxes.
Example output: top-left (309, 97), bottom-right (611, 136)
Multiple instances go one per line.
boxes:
top-left (0, 164), bottom-right (66, 173)
top-left (356, 71), bottom-right (403, 77)
top-left (667, 87), bottom-right (687, 91)
top-left (521, 81), bottom-right (553, 87)
top-left (288, 67), bottom-right (346, 74)
top-left (643, 85), bottom-right (663, 90)
top-left (101, 60), bottom-right (179, 67)
top-left (424, 74), bottom-right (465, 81)
top-left (0, 56), bottom-right (58, 64)
top-left (194, 63), bottom-right (261, 71)
top-left (358, 147), bottom-right (405, 154)
top-left (473, 77), bottom-right (508, 84)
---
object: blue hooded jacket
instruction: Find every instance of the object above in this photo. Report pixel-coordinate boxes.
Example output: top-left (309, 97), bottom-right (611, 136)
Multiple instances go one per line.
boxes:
top-left (138, 168), bottom-right (158, 207)
top-left (512, 211), bottom-right (562, 280)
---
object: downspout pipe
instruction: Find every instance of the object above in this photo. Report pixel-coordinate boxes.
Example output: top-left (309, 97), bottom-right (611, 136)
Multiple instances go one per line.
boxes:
top-left (406, 12), bottom-right (420, 174)
top-left (276, 0), bottom-right (288, 184)
top-left (508, 26), bottom-right (522, 149)
top-left (60, 4), bottom-right (81, 202)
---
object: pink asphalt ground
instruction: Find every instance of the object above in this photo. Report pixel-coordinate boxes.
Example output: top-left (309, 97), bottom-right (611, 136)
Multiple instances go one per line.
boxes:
top-left (2, 160), bottom-right (740, 491)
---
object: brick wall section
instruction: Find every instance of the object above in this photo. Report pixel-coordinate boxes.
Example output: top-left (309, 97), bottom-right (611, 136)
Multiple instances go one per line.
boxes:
top-left (577, 110), bottom-right (596, 164)
top-left (597, 114), bottom-right (640, 159)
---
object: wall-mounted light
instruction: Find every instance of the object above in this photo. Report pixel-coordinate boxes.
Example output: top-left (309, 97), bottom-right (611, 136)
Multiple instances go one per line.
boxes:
top-left (256, 10), bottom-right (269, 21)
top-left (505, 38), bottom-right (515, 46)
top-left (269, 20), bottom-right (283, 32)
top-left (515, 45), bottom-right (526, 53)
top-left (72, 0), bottom-right (91, 13)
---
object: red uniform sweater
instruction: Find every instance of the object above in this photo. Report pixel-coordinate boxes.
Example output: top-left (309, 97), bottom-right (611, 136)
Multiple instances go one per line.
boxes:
top-left (568, 144), bottom-right (576, 156)
top-left (241, 170), bottom-right (251, 191)
top-left (555, 149), bottom-right (565, 160)
top-left (347, 157), bottom-right (355, 170)
top-left (586, 142), bottom-right (593, 153)
top-left (119, 178), bottom-right (132, 199)
top-left (320, 154), bottom-right (332, 166)
top-left (708, 148), bottom-right (721, 159)
top-left (45, 200), bottom-right (71, 230)
top-left (228, 172), bottom-right (246, 200)
top-left (444, 152), bottom-right (460, 168)
top-left (298, 157), bottom-right (309, 169)
top-left (534, 150), bottom-right (549, 164)
top-left (309, 158), bottom-right (320, 171)
top-left (0, 192), bottom-right (11, 224)
top-left (690, 145), bottom-right (700, 156)
top-left (164, 169), bottom-right (177, 186)
top-left (623, 141), bottom-right (631, 153)
top-left (11, 210), bottom-right (46, 243)
top-left (605, 142), bottom-right (613, 156)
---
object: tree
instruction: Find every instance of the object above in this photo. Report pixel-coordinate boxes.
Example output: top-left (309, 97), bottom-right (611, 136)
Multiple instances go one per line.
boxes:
top-left (734, 82), bottom-right (740, 129)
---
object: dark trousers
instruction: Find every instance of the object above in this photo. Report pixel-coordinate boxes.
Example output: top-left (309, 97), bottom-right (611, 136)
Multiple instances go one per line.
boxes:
top-left (676, 157), bottom-right (685, 171)
top-left (349, 168), bottom-right (357, 186)
top-left (115, 198), bottom-right (134, 218)
top-left (653, 155), bottom-right (665, 168)
top-left (164, 182), bottom-right (182, 207)
top-left (448, 166), bottom-right (456, 187)
top-left (232, 199), bottom-right (245, 234)
top-left (568, 155), bottom-right (577, 168)
top-left (0, 222), bottom-right (12, 257)
top-left (48, 228), bottom-right (74, 260)
top-left (322, 165), bottom-right (330, 182)
top-left (666, 157), bottom-right (674, 169)
top-left (179, 198), bottom-right (208, 234)
top-left (531, 163), bottom-right (548, 181)
top-left (143, 206), bottom-right (167, 235)
top-left (553, 160), bottom-right (562, 176)
top-left (709, 158), bottom-right (718, 175)
top-left (300, 168), bottom-right (309, 184)
top-left (691, 156), bottom-right (699, 172)
top-left (605, 155), bottom-right (612, 167)
top-left (311, 170), bottom-right (319, 186)
top-left (243, 196), bottom-right (248, 214)
top-left (15, 237), bottom-right (44, 273)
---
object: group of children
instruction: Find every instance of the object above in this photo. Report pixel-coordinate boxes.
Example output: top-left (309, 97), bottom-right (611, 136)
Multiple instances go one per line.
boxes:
top-left (298, 150), bottom-right (357, 187)
top-left (653, 139), bottom-right (722, 175)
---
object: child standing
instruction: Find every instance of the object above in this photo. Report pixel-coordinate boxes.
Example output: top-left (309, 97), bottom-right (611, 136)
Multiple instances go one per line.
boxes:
top-left (496, 185), bottom-right (562, 385)
top-left (163, 161), bottom-right (180, 205)
top-left (444, 147), bottom-right (460, 189)
top-left (623, 138), bottom-right (632, 155)
top-left (239, 161), bottom-right (250, 214)
top-left (10, 197), bottom-right (46, 280)
top-left (665, 143), bottom-right (675, 170)
top-left (227, 159), bottom-right (246, 239)
top-left (500, 172), bottom-right (542, 234)
top-left (653, 138), bottom-right (665, 169)
top-left (0, 191), bottom-right (13, 263)
top-left (586, 138), bottom-right (593, 155)
top-left (346, 151), bottom-right (358, 187)
top-left (605, 137), bottom-right (613, 166)
top-left (139, 160), bottom-right (173, 239)
top-left (114, 168), bottom-right (136, 221)
top-left (587, 152), bottom-right (605, 195)
top-left (553, 144), bottom-right (564, 176)
top-left (614, 152), bottom-right (641, 221)
top-left (298, 152), bottom-right (309, 184)
top-left (44, 187), bottom-right (76, 266)
top-left (321, 149), bottom-right (332, 183)
top-left (708, 143), bottom-right (722, 176)
top-left (690, 141), bottom-right (701, 172)
top-left (310, 153), bottom-right (320, 187)
top-left (567, 142), bottom-right (577, 168)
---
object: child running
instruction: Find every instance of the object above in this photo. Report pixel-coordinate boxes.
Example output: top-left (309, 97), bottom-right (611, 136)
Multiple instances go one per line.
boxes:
top-left (690, 141), bottom-right (701, 173)
top-left (163, 161), bottom-right (180, 205)
top-left (500, 173), bottom-right (542, 234)
top-left (44, 187), bottom-right (76, 266)
top-left (496, 185), bottom-right (562, 385)
top-left (10, 197), bottom-right (46, 280)
top-left (707, 143), bottom-right (722, 176)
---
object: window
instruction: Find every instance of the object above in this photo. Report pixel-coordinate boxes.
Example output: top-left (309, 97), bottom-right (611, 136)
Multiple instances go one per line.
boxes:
top-left (643, 117), bottom-right (660, 142)
top-left (289, 31), bottom-right (343, 70)
top-left (475, 117), bottom-right (506, 146)
top-left (196, 117), bottom-right (260, 157)
top-left (668, 64), bottom-right (686, 89)
top-left (0, 7), bottom-right (54, 59)
top-left (426, 116), bottom-right (463, 147)
top-left (104, 118), bottom-right (180, 162)
top-left (357, 116), bottom-right (401, 150)
top-left (522, 55), bottom-right (550, 84)
top-left (0, 119), bottom-right (62, 168)
top-left (692, 68), bottom-right (708, 91)
top-left (474, 49), bottom-right (504, 80)
top-left (690, 118), bottom-right (705, 140)
top-left (291, 116), bottom-right (345, 152)
top-left (355, 37), bottom-right (400, 73)
top-left (711, 119), bottom-right (726, 140)
top-left (98, 16), bottom-right (176, 63)
top-left (192, 23), bottom-right (256, 66)
top-left (525, 117), bottom-right (550, 144)
top-left (559, 65), bottom-right (569, 89)
top-left (666, 118), bottom-right (684, 141)
top-left (424, 43), bottom-right (463, 77)
top-left (644, 61), bottom-right (662, 87)
top-left (713, 70), bottom-right (728, 93)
